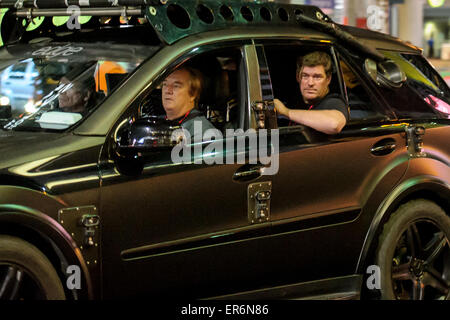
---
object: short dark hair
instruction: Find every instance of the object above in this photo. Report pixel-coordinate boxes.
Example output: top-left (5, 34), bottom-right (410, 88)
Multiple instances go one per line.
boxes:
top-left (297, 51), bottom-right (333, 77)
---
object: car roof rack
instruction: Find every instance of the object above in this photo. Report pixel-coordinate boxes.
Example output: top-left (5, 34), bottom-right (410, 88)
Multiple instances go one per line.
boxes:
top-left (145, 1), bottom-right (333, 44)
top-left (0, 0), bottom-right (161, 9)
top-left (0, 0), bottom-right (385, 62)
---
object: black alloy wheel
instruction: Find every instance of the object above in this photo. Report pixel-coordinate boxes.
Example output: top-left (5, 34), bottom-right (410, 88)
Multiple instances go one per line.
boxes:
top-left (0, 235), bottom-right (66, 300)
top-left (0, 263), bottom-right (46, 299)
top-left (376, 199), bottom-right (450, 300)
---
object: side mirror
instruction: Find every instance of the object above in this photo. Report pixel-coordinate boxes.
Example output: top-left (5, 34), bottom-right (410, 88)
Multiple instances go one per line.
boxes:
top-left (114, 116), bottom-right (183, 159)
top-left (364, 59), bottom-right (406, 89)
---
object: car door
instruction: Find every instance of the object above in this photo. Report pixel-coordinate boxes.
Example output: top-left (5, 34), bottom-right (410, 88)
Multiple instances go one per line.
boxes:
top-left (258, 41), bottom-right (411, 285)
top-left (98, 43), bottom-right (277, 299)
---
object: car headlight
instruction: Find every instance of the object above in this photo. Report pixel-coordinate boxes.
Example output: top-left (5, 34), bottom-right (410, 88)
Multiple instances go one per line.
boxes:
top-left (24, 100), bottom-right (37, 113)
top-left (0, 96), bottom-right (10, 106)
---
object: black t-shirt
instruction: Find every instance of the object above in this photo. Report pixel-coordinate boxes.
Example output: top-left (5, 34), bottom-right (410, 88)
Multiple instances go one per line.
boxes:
top-left (312, 93), bottom-right (349, 121)
top-left (279, 93), bottom-right (349, 127)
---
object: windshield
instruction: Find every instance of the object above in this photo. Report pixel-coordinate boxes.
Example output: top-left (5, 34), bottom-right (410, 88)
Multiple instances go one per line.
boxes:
top-left (0, 42), bottom-right (158, 131)
top-left (381, 50), bottom-right (450, 119)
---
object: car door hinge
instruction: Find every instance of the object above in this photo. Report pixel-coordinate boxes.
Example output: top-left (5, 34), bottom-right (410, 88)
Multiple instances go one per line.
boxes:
top-left (405, 125), bottom-right (426, 158)
top-left (58, 206), bottom-right (100, 267)
top-left (248, 182), bottom-right (272, 224)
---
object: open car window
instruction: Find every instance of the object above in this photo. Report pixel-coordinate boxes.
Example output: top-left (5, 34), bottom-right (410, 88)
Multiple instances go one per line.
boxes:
top-left (138, 46), bottom-right (244, 133)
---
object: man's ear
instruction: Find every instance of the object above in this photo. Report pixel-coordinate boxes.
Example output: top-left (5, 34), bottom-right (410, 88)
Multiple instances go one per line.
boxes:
top-left (189, 93), bottom-right (196, 103)
top-left (326, 74), bottom-right (332, 86)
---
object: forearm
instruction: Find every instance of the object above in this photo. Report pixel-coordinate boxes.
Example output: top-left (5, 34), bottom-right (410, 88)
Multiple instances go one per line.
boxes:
top-left (288, 109), bottom-right (346, 134)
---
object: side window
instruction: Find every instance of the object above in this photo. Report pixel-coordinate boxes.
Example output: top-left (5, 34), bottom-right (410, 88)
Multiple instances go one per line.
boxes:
top-left (263, 44), bottom-right (345, 128)
top-left (10, 62), bottom-right (27, 74)
top-left (118, 46), bottom-right (250, 169)
top-left (380, 51), bottom-right (450, 120)
top-left (139, 47), bottom-right (243, 132)
top-left (340, 59), bottom-right (387, 122)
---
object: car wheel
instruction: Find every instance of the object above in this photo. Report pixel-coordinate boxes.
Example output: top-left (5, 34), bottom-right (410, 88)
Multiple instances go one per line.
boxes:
top-left (375, 199), bottom-right (450, 300)
top-left (0, 235), bottom-right (66, 300)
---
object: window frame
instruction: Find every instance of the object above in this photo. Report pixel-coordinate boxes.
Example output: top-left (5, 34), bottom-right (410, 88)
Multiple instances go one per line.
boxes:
top-left (255, 38), bottom-right (398, 129)
top-left (134, 41), bottom-right (253, 132)
top-left (107, 41), bottom-right (263, 168)
top-left (256, 39), bottom-right (346, 128)
top-left (336, 52), bottom-right (396, 125)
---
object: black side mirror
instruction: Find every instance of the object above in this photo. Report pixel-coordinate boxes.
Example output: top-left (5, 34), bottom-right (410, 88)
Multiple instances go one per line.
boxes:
top-left (114, 116), bottom-right (183, 159)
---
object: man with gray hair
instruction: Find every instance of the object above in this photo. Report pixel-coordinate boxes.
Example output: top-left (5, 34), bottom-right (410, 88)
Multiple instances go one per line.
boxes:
top-left (162, 66), bottom-right (215, 139)
top-left (274, 51), bottom-right (349, 134)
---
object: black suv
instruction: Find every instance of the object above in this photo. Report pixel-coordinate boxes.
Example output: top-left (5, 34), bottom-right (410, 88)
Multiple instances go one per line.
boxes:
top-left (0, 0), bottom-right (449, 300)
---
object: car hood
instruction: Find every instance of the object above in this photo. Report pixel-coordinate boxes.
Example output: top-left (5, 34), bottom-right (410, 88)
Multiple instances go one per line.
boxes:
top-left (0, 130), bottom-right (104, 170)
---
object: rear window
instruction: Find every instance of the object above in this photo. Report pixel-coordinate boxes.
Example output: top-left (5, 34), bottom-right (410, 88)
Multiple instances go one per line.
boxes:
top-left (11, 63), bottom-right (27, 73)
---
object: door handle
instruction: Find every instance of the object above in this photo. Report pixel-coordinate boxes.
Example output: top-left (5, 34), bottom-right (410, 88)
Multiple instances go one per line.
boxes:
top-left (371, 139), bottom-right (396, 156)
top-left (233, 164), bottom-right (263, 182)
top-left (371, 143), bottom-right (396, 153)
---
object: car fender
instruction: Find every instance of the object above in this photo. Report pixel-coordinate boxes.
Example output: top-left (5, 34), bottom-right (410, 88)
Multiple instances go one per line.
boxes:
top-left (0, 204), bottom-right (93, 299)
top-left (356, 158), bottom-right (450, 273)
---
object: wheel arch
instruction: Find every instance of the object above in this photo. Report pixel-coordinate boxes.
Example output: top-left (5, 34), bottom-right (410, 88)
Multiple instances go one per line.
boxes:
top-left (0, 205), bottom-right (94, 300)
top-left (356, 175), bottom-right (450, 274)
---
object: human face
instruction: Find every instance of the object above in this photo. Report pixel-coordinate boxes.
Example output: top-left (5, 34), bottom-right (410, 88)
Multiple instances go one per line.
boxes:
top-left (298, 65), bottom-right (331, 104)
top-left (162, 69), bottom-right (195, 120)
top-left (58, 77), bottom-right (88, 113)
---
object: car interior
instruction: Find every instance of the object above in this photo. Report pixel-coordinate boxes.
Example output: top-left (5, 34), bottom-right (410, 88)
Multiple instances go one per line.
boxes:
top-left (138, 49), bottom-right (243, 132)
top-left (263, 45), bottom-right (344, 126)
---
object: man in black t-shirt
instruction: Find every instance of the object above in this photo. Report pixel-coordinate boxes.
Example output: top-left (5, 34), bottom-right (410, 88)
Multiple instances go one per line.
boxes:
top-left (274, 51), bottom-right (349, 134)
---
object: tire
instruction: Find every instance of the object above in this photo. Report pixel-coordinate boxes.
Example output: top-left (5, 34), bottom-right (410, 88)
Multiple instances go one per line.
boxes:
top-left (0, 235), bottom-right (66, 300)
top-left (375, 199), bottom-right (450, 300)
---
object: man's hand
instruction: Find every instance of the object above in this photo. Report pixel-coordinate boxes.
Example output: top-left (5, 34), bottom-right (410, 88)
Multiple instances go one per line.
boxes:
top-left (274, 98), bottom-right (346, 134)
top-left (274, 99), bottom-right (290, 118)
